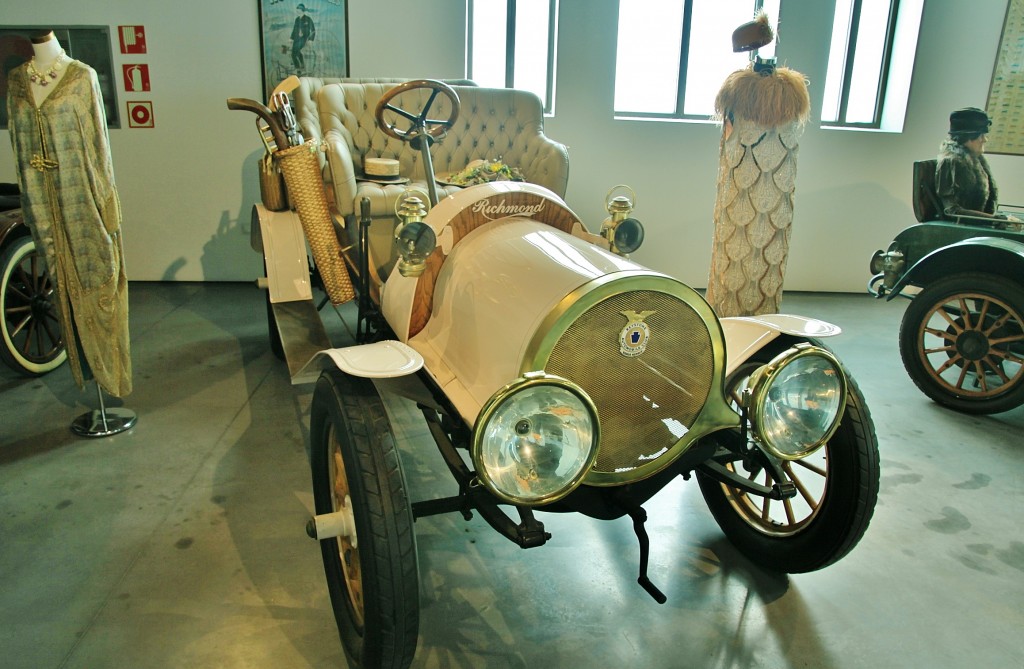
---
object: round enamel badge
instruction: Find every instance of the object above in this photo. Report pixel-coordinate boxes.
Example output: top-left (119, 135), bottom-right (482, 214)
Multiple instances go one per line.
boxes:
top-left (619, 310), bottom-right (656, 357)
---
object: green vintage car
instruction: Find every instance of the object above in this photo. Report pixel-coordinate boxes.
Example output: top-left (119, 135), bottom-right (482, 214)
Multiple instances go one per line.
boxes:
top-left (869, 160), bottom-right (1024, 414)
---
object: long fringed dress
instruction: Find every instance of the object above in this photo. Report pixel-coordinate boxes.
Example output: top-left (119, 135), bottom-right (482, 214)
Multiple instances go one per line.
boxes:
top-left (7, 60), bottom-right (132, 397)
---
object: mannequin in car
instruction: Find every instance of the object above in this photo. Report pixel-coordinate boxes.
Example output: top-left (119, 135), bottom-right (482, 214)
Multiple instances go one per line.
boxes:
top-left (705, 13), bottom-right (810, 318)
top-left (6, 30), bottom-right (132, 398)
top-left (936, 107), bottom-right (1021, 225)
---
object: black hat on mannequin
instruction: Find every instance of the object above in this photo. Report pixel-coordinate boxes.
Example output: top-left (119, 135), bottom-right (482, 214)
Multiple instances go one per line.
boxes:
top-left (949, 107), bottom-right (991, 137)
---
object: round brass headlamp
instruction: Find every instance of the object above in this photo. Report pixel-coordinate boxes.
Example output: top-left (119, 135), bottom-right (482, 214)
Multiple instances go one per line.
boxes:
top-left (743, 344), bottom-right (848, 460)
top-left (472, 372), bottom-right (600, 506)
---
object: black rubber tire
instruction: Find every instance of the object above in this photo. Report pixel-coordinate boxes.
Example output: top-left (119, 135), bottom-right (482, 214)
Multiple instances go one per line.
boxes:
top-left (697, 349), bottom-right (880, 573)
top-left (0, 235), bottom-right (66, 376)
top-left (899, 273), bottom-right (1024, 414)
top-left (310, 369), bottom-right (419, 669)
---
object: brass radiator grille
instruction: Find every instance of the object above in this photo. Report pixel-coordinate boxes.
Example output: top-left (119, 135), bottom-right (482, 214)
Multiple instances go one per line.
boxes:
top-left (543, 291), bottom-right (713, 477)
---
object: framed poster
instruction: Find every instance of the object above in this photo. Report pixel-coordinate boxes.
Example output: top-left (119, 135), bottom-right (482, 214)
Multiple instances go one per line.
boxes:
top-left (986, 0), bottom-right (1023, 155)
top-left (258, 0), bottom-right (349, 100)
top-left (0, 26), bottom-right (119, 129)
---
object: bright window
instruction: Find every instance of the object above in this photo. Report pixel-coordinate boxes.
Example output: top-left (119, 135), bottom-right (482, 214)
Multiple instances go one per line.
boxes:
top-left (821, 0), bottom-right (924, 130)
top-left (613, 0), bottom-right (780, 119)
top-left (467, 0), bottom-right (558, 113)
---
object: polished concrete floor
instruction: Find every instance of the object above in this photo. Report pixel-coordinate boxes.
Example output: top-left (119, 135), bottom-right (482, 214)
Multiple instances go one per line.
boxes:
top-left (1, 282), bottom-right (1021, 669)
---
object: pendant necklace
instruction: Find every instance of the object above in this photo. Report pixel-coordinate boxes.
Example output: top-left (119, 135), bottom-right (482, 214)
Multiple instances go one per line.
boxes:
top-left (27, 50), bottom-right (67, 86)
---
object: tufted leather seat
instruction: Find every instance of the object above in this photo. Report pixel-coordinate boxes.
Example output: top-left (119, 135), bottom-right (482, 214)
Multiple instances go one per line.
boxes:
top-left (316, 83), bottom-right (568, 216)
top-left (288, 78), bottom-right (569, 281)
top-left (291, 77), bottom-right (477, 170)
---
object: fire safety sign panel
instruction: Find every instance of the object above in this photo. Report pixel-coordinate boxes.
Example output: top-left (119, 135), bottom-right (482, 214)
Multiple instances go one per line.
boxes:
top-left (122, 64), bottom-right (151, 93)
top-left (118, 26), bottom-right (147, 54)
top-left (127, 101), bottom-right (154, 128)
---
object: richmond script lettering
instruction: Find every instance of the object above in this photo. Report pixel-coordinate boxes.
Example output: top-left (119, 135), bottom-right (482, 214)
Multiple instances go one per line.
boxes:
top-left (471, 198), bottom-right (546, 220)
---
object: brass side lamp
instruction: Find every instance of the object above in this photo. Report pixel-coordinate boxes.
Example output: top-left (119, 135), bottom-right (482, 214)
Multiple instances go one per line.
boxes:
top-left (394, 190), bottom-right (436, 277)
top-left (600, 184), bottom-right (645, 257)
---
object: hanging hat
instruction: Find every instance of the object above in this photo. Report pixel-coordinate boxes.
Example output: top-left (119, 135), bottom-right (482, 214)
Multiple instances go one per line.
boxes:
top-left (732, 12), bottom-right (774, 53)
top-left (948, 107), bottom-right (991, 136)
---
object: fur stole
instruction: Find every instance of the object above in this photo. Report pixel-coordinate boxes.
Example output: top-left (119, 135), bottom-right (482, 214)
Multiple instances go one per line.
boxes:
top-left (936, 139), bottom-right (998, 214)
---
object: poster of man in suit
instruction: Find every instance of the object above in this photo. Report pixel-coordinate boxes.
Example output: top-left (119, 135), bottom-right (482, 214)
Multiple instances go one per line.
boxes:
top-left (259, 0), bottom-right (348, 99)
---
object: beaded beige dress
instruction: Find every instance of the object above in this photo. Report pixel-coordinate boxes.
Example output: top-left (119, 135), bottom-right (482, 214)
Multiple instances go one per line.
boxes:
top-left (705, 64), bottom-right (809, 318)
top-left (7, 60), bottom-right (132, 397)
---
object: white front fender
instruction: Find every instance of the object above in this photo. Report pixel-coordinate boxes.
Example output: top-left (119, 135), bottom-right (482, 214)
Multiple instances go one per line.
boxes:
top-left (721, 314), bottom-right (842, 376)
top-left (294, 340), bottom-right (425, 384)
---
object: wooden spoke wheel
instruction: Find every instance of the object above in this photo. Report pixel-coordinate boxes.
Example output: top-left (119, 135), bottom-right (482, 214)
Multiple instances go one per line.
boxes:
top-left (900, 273), bottom-right (1024, 414)
top-left (310, 369), bottom-right (419, 669)
top-left (0, 235), bottom-right (66, 376)
top-left (698, 350), bottom-right (879, 573)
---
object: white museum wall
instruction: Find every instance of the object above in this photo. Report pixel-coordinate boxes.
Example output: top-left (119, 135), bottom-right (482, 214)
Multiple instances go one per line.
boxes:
top-left (0, 0), bottom-right (468, 283)
top-left (545, 0), bottom-right (1022, 291)
top-left (0, 0), bottom-right (1020, 291)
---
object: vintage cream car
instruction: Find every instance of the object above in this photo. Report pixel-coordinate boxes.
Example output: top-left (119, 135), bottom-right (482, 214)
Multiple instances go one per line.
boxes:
top-left (233, 80), bottom-right (879, 669)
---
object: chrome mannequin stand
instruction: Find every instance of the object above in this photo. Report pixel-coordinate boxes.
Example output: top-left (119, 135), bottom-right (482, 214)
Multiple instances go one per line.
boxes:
top-left (71, 382), bottom-right (137, 438)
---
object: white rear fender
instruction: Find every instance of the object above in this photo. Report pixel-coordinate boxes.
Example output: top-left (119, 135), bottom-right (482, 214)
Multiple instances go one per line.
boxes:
top-left (252, 204), bottom-right (318, 304)
top-left (721, 315), bottom-right (842, 376)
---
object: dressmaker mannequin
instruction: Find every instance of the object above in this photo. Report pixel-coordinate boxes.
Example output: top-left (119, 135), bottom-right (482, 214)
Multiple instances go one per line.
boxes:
top-left (28, 31), bottom-right (69, 105)
top-left (7, 30), bottom-right (136, 437)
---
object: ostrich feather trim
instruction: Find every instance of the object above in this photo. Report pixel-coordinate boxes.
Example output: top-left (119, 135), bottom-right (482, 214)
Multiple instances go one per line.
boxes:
top-left (715, 65), bottom-right (810, 128)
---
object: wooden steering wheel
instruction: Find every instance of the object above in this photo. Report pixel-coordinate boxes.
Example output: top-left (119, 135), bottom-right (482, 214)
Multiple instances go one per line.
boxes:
top-left (374, 79), bottom-right (460, 141)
